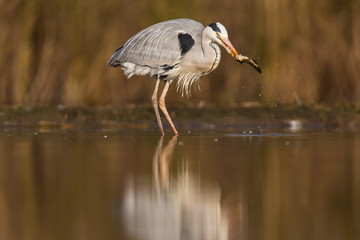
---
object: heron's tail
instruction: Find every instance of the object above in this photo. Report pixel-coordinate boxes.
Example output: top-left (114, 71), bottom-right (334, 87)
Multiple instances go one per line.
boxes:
top-left (107, 46), bottom-right (123, 67)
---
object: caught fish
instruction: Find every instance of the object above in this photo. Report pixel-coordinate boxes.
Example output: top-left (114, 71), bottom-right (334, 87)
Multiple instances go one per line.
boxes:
top-left (236, 55), bottom-right (262, 73)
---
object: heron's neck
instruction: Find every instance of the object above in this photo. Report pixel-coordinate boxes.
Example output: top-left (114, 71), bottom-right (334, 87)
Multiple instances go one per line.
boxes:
top-left (201, 30), bottom-right (221, 74)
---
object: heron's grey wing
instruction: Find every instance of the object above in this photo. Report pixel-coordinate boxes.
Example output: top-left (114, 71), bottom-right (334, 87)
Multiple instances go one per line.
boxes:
top-left (107, 19), bottom-right (204, 69)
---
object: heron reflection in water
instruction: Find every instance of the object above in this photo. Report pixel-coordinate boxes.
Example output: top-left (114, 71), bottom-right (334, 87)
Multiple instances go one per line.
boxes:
top-left (121, 136), bottom-right (231, 240)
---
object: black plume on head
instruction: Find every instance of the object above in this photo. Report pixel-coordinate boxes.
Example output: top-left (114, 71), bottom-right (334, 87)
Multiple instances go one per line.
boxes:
top-left (208, 23), bottom-right (221, 33)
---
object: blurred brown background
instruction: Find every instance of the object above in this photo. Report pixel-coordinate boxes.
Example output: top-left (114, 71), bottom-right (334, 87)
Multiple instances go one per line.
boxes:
top-left (0, 0), bottom-right (359, 106)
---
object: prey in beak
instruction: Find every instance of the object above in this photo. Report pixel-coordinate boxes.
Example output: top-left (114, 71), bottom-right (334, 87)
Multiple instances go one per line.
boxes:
top-left (235, 54), bottom-right (262, 73)
top-left (218, 35), bottom-right (262, 74)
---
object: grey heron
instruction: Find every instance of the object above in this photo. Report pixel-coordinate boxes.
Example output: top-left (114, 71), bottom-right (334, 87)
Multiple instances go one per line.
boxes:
top-left (107, 19), bottom-right (261, 135)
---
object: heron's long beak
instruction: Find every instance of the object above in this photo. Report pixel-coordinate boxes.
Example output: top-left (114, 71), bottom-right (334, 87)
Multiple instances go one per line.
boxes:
top-left (219, 36), bottom-right (239, 58)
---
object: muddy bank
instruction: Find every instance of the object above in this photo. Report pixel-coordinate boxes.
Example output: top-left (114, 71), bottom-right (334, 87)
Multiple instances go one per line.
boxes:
top-left (0, 104), bottom-right (359, 132)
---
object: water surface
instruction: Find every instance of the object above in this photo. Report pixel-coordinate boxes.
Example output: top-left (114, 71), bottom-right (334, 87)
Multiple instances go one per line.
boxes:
top-left (0, 130), bottom-right (359, 240)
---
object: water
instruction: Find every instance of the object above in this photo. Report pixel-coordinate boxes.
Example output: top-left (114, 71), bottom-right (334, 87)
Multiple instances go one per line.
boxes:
top-left (0, 130), bottom-right (359, 240)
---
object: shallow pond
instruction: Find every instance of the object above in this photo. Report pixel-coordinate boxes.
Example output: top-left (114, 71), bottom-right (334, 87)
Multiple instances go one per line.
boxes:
top-left (0, 129), bottom-right (359, 240)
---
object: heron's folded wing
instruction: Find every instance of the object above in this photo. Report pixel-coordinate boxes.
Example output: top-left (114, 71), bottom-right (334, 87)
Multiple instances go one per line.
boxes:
top-left (108, 19), bottom-right (204, 68)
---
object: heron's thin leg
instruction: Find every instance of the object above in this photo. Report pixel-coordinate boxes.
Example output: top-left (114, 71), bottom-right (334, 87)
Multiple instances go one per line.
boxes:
top-left (152, 78), bottom-right (164, 135)
top-left (159, 81), bottom-right (179, 135)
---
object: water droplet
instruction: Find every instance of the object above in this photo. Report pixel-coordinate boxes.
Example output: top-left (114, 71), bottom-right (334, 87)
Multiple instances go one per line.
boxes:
top-left (214, 138), bottom-right (219, 142)
top-left (104, 135), bottom-right (108, 138)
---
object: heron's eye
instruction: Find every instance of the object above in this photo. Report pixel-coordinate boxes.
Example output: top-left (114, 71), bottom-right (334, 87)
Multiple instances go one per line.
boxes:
top-left (216, 32), bottom-right (220, 38)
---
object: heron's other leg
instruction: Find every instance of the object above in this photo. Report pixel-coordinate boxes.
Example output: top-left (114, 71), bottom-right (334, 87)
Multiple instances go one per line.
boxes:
top-left (159, 81), bottom-right (179, 135)
top-left (152, 78), bottom-right (164, 135)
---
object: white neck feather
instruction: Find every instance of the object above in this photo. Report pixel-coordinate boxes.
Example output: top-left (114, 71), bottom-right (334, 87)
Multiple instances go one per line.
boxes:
top-left (201, 27), bottom-right (221, 74)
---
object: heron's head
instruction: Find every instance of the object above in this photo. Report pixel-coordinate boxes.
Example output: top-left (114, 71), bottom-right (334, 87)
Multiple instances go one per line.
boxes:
top-left (208, 22), bottom-right (238, 58)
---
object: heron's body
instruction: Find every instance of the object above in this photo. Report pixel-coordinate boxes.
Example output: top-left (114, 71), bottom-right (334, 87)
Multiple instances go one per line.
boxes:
top-left (108, 19), bottom-right (261, 135)
top-left (108, 19), bottom-right (221, 95)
